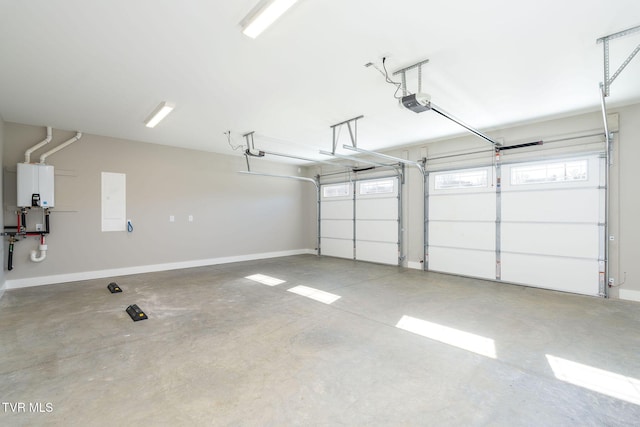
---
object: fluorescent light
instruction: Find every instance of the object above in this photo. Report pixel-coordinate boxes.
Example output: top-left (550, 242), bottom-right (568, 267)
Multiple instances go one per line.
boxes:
top-left (144, 101), bottom-right (175, 128)
top-left (241, 0), bottom-right (298, 39)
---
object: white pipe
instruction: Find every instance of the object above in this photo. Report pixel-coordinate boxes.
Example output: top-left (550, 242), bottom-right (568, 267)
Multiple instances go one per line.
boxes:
top-left (39, 131), bottom-right (82, 163)
top-left (30, 244), bottom-right (48, 263)
top-left (25, 126), bottom-right (53, 163)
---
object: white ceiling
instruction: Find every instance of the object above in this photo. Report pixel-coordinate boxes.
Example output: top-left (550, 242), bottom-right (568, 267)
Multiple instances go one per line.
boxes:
top-left (1, 0), bottom-right (639, 163)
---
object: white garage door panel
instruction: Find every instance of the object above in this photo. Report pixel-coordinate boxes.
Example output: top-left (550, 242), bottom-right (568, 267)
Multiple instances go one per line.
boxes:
top-left (502, 189), bottom-right (601, 223)
top-left (356, 198), bottom-right (397, 220)
top-left (353, 177), bottom-right (400, 265)
top-left (321, 220), bottom-right (353, 239)
top-left (321, 177), bottom-right (400, 266)
top-left (429, 193), bottom-right (496, 221)
top-left (428, 169), bottom-right (495, 280)
top-left (321, 238), bottom-right (353, 259)
top-left (498, 155), bottom-right (604, 295)
top-left (429, 247), bottom-right (496, 279)
top-left (502, 223), bottom-right (600, 258)
top-left (357, 241), bottom-right (398, 265)
top-left (321, 200), bottom-right (352, 219)
top-left (501, 253), bottom-right (600, 296)
top-left (429, 221), bottom-right (495, 251)
top-left (356, 221), bottom-right (397, 243)
top-left (425, 155), bottom-right (603, 296)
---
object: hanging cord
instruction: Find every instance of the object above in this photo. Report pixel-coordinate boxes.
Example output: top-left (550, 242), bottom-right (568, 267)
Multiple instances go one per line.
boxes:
top-left (225, 131), bottom-right (245, 151)
top-left (608, 272), bottom-right (627, 288)
top-left (382, 57), bottom-right (405, 100)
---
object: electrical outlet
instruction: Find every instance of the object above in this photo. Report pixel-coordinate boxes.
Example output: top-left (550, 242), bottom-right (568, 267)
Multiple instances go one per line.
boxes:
top-left (35, 223), bottom-right (43, 231)
top-left (169, 215), bottom-right (175, 222)
top-left (188, 215), bottom-right (193, 222)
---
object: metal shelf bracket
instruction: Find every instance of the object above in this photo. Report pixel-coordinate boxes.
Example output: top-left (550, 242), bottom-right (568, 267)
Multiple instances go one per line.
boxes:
top-left (597, 24), bottom-right (640, 97)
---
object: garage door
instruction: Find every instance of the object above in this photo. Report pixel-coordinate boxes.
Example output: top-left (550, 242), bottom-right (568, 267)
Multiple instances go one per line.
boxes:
top-left (428, 167), bottom-right (497, 279)
top-left (426, 155), bottom-right (604, 296)
top-left (319, 182), bottom-right (353, 259)
top-left (320, 177), bottom-right (400, 265)
top-left (355, 177), bottom-right (400, 265)
top-left (500, 156), bottom-right (605, 295)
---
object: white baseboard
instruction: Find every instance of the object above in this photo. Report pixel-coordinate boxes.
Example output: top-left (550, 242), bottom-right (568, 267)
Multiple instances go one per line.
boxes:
top-left (407, 261), bottom-right (424, 270)
top-left (5, 249), bottom-right (317, 290)
top-left (619, 289), bottom-right (640, 303)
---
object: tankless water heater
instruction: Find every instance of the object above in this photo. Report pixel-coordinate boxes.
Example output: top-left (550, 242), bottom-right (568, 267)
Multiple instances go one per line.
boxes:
top-left (17, 163), bottom-right (55, 208)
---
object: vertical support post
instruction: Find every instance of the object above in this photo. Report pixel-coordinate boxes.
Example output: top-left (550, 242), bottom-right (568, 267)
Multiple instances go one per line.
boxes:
top-left (603, 122), bottom-right (612, 298)
top-left (599, 153), bottom-right (608, 298)
top-left (495, 150), bottom-right (502, 280)
top-left (352, 178), bottom-right (357, 260)
top-left (332, 126), bottom-right (337, 154)
top-left (423, 161), bottom-right (429, 271)
top-left (599, 84), bottom-right (611, 298)
top-left (316, 176), bottom-right (321, 257)
top-left (603, 39), bottom-right (610, 97)
top-left (397, 165), bottom-right (405, 266)
top-left (401, 71), bottom-right (407, 96)
top-left (355, 119), bottom-right (358, 148)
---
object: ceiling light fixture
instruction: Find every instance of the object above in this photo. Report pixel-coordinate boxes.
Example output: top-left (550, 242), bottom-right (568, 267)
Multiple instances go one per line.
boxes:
top-left (241, 0), bottom-right (298, 39)
top-left (144, 101), bottom-right (175, 128)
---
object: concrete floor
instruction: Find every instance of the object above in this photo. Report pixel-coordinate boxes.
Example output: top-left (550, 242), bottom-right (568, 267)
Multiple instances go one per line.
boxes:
top-left (1, 255), bottom-right (639, 426)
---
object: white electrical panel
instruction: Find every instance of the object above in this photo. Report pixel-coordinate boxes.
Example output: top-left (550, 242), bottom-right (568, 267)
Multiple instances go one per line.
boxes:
top-left (17, 163), bottom-right (55, 208)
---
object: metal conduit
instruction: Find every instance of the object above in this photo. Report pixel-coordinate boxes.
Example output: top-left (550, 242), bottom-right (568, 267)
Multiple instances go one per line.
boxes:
top-left (237, 171), bottom-right (318, 188)
top-left (425, 130), bottom-right (610, 163)
top-left (430, 104), bottom-right (501, 146)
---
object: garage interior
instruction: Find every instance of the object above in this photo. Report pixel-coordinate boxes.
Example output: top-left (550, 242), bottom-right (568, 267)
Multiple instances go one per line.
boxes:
top-left (1, 1), bottom-right (640, 425)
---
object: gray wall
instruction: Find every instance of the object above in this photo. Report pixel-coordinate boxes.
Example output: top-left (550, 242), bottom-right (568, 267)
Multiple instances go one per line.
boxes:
top-left (306, 103), bottom-right (640, 300)
top-left (0, 115), bottom-right (4, 297)
top-left (617, 102), bottom-right (640, 301)
top-left (4, 123), bottom-right (311, 285)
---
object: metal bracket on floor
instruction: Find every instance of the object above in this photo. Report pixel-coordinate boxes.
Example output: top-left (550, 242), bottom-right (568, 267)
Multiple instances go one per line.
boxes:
top-left (330, 115), bottom-right (363, 154)
top-left (597, 24), bottom-right (640, 97)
